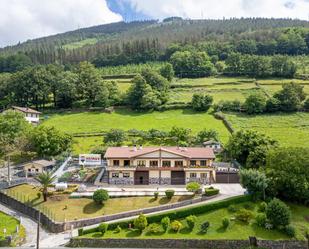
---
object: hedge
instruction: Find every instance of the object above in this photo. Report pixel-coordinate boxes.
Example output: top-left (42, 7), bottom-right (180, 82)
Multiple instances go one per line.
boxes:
top-left (204, 188), bottom-right (220, 197)
top-left (81, 195), bottom-right (252, 235)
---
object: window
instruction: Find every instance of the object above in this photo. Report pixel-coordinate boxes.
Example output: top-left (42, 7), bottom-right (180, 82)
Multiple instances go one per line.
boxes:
top-left (190, 173), bottom-right (197, 178)
top-left (113, 160), bottom-right (120, 166)
top-left (112, 173), bottom-right (119, 178)
top-left (190, 160), bottom-right (196, 166)
top-left (162, 161), bottom-right (171, 167)
top-left (123, 173), bottom-right (130, 178)
top-left (28, 169), bottom-right (31, 172)
top-left (35, 169), bottom-right (39, 172)
top-left (137, 160), bottom-right (146, 166)
top-left (124, 160), bottom-right (130, 166)
top-left (200, 160), bottom-right (207, 166)
top-left (201, 173), bottom-right (207, 179)
top-left (150, 160), bottom-right (158, 167)
top-left (174, 161), bottom-right (183, 167)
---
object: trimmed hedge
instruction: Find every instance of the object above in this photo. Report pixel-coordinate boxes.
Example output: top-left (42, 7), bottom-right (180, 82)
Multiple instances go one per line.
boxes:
top-left (204, 188), bottom-right (220, 197)
top-left (81, 195), bottom-right (252, 235)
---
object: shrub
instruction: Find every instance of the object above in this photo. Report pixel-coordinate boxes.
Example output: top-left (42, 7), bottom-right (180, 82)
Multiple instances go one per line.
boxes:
top-left (204, 188), bottom-right (219, 197)
top-left (258, 202), bottom-right (268, 212)
top-left (161, 217), bottom-right (170, 232)
top-left (222, 217), bottom-right (230, 229)
top-left (78, 228), bottom-right (83, 236)
top-left (37, 192), bottom-right (41, 199)
top-left (227, 204), bottom-right (238, 213)
top-left (235, 209), bottom-right (254, 223)
top-left (243, 203), bottom-right (255, 210)
top-left (186, 182), bottom-right (201, 194)
top-left (255, 213), bottom-right (267, 227)
top-left (147, 223), bottom-right (162, 234)
top-left (200, 221), bottom-right (210, 233)
top-left (165, 189), bottom-right (175, 199)
top-left (170, 220), bottom-right (183, 232)
top-left (134, 214), bottom-right (148, 232)
top-left (154, 191), bottom-right (159, 199)
top-left (186, 215), bottom-right (197, 230)
top-left (114, 225), bottom-right (121, 233)
top-left (285, 225), bottom-right (296, 237)
top-left (93, 189), bottom-right (109, 205)
top-left (266, 198), bottom-right (291, 228)
top-left (98, 223), bottom-right (108, 235)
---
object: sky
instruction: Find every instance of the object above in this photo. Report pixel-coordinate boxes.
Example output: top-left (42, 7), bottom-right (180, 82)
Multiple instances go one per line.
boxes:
top-left (0, 0), bottom-right (309, 47)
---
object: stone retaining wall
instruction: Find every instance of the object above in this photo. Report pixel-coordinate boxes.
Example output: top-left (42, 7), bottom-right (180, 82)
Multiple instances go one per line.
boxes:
top-left (68, 238), bottom-right (308, 249)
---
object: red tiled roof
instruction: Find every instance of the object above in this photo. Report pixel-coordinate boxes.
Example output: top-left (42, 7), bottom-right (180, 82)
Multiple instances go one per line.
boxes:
top-left (12, 106), bottom-right (41, 114)
top-left (104, 146), bottom-right (215, 159)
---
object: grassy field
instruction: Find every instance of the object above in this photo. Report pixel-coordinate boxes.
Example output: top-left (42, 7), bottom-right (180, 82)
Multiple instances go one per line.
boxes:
top-left (6, 184), bottom-right (193, 222)
top-left (62, 38), bottom-right (98, 50)
top-left (0, 211), bottom-right (25, 245)
top-left (225, 112), bottom-right (309, 148)
top-left (43, 109), bottom-right (230, 139)
top-left (81, 201), bottom-right (309, 241)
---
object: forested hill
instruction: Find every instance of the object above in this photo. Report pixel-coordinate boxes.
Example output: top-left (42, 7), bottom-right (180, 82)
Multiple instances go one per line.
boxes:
top-left (1, 18), bottom-right (309, 67)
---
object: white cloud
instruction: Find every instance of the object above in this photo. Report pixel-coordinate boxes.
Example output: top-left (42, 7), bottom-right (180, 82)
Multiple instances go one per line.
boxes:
top-left (0, 0), bottom-right (122, 47)
top-left (124, 0), bottom-right (309, 20)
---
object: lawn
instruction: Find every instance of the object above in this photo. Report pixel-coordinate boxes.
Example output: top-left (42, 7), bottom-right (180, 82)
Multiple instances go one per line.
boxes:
top-left (81, 201), bottom-right (309, 241)
top-left (5, 184), bottom-right (193, 222)
top-left (225, 112), bottom-right (309, 148)
top-left (42, 109), bottom-right (231, 141)
top-left (73, 136), bottom-right (104, 155)
top-left (0, 211), bottom-right (25, 245)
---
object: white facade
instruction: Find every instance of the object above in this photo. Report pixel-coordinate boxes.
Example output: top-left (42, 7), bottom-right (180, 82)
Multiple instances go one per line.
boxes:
top-left (24, 113), bottom-right (40, 124)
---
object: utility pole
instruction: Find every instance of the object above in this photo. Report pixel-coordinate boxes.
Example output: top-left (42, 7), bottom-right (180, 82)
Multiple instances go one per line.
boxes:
top-left (36, 212), bottom-right (40, 249)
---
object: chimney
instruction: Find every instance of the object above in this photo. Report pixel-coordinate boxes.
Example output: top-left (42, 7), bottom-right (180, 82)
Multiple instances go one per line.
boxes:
top-left (133, 145), bottom-right (137, 151)
top-left (139, 145), bottom-right (143, 150)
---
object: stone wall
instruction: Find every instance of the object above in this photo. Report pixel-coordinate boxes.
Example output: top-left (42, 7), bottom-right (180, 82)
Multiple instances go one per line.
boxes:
top-left (68, 238), bottom-right (308, 249)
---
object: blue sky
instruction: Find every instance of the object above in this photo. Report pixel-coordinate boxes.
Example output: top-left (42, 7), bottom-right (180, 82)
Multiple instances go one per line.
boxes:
top-left (0, 0), bottom-right (309, 47)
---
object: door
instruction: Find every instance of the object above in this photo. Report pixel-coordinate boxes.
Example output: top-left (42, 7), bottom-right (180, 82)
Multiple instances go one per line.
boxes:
top-left (171, 171), bottom-right (185, 185)
top-left (134, 171), bottom-right (149, 185)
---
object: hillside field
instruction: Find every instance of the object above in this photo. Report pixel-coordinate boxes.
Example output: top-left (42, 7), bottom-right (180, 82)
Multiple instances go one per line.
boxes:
top-left (225, 112), bottom-right (309, 148)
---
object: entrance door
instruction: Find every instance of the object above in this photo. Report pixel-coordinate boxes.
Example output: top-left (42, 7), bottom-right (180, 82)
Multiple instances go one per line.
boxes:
top-left (171, 171), bottom-right (185, 185)
top-left (134, 171), bottom-right (149, 185)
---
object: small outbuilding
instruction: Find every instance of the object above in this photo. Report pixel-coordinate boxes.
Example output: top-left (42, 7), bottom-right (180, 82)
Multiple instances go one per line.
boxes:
top-left (24, 159), bottom-right (56, 177)
top-left (203, 140), bottom-right (223, 153)
top-left (11, 106), bottom-right (41, 124)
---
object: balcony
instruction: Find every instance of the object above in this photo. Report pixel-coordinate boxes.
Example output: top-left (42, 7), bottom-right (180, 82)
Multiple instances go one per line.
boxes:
top-left (184, 164), bottom-right (214, 169)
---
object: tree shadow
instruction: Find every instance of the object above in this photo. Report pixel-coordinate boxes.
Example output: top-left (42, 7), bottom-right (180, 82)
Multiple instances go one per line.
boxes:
top-left (216, 226), bottom-right (227, 233)
top-left (159, 197), bottom-right (172, 205)
top-left (148, 198), bottom-right (157, 203)
top-left (179, 227), bottom-right (192, 234)
top-left (83, 202), bottom-right (103, 214)
top-left (125, 229), bottom-right (141, 238)
top-left (91, 232), bottom-right (103, 238)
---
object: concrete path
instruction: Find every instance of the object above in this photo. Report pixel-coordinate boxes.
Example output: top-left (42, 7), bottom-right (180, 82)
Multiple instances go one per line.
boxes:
top-left (52, 156), bottom-right (72, 183)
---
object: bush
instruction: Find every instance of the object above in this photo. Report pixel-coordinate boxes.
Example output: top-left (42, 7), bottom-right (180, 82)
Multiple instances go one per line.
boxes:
top-left (98, 223), bottom-right (108, 235)
top-left (255, 213), bottom-right (267, 227)
top-left (165, 189), bottom-right (175, 199)
top-left (258, 202), bottom-right (268, 212)
top-left (161, 217), bottom-right (170, 232)
top-left (266, 198), bottom-right (291, 228)
top-left (200, 221), bottom-right (210, 233)
top-left (93, 189), bottom-right (109, 205)
top-left (186, 215), bottom-right (197, 230)
top-left (134, 214), bottom-right (148, 232)
top-left (170, 220), bottom-right (183, 232)
top-left (191, 93), bottom-right (213, 111)
top-left (114, 225), bottom-right (121, 233)
top-left (204, 187), bottom-right (219, 196)
top-left (78, 228), bottom-right (83, 236)
top-left (284, 225), bottom-right (296, 237)
top-left (154, 191), bottom-right (159, 199)
top-left (222, 217), bottom-right (230, 229)
top-left (186, 182), bottom-right (201, 194)
top-left (37, 192), bottom-right (41, 199)
top-left (227, 204), bottom-right (238, 213)
top-left (235, 209), bottom-right (254, 223)
top-left (243, 203), bottom-right (255, 210)
top-left (147, 223), bottom-right (162, 234)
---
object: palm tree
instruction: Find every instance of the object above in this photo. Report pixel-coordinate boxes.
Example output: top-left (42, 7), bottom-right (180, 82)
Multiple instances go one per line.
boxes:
top-left (36, 172), bottom-right (56, 202)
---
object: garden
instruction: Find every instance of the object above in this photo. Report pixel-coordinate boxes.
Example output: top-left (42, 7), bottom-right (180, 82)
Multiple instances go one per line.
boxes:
top-left (78, 196), bottom-right (309, 241)
top-left (3, 184), bottom-right (195, 222)
top-left (0, 212), bottom-right (25, 246)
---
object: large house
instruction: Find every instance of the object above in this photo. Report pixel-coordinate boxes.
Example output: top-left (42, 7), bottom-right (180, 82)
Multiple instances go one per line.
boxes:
top-left (104, 146), bottom-right (216, 185)
top-left (11, 106), bottom-right (41, 124)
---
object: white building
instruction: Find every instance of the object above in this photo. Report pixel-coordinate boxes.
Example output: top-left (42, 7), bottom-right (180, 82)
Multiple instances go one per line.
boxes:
top-left (12, 106), bottom-right (41, 124)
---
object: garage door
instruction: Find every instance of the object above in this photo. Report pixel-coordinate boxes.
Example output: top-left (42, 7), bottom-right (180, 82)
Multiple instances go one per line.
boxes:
top-left (216, 172), bottom-right (240, 183)
top-left (171, 171), bottom-right (185, 185)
